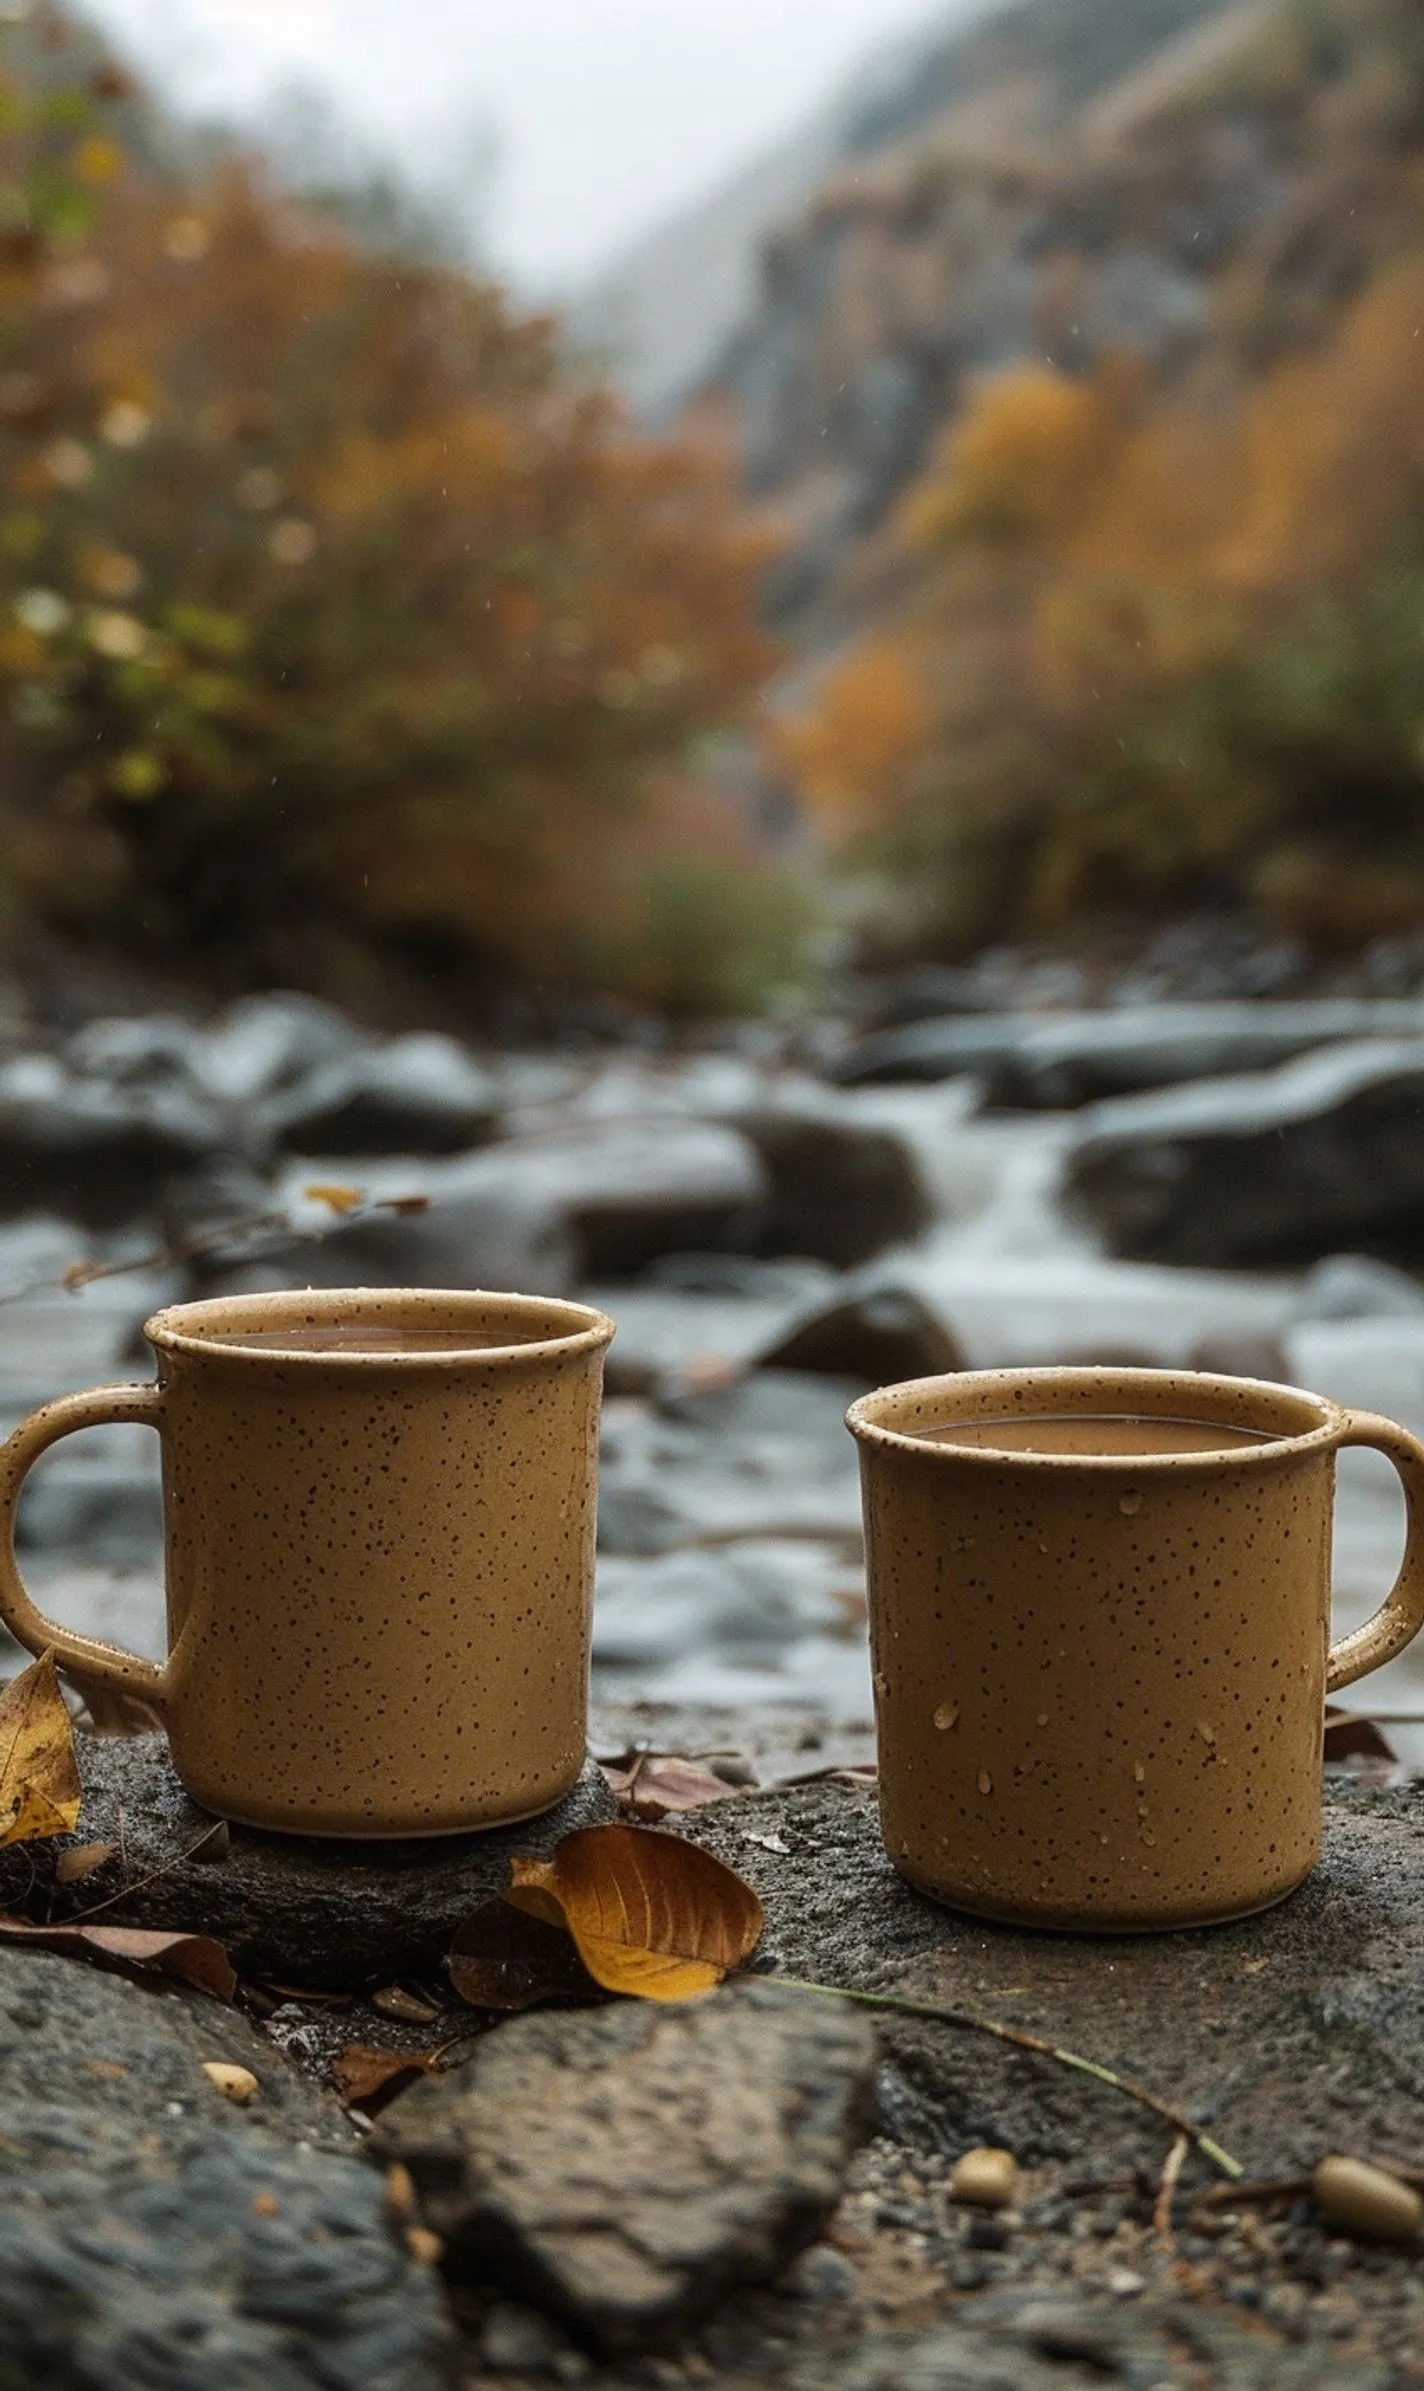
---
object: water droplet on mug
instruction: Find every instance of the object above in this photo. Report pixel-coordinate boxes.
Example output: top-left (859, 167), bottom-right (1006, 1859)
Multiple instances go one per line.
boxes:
top-left (1036, 1713), bottom-right (1049, 1728)
top-left (1119, 1490), bottom-right (1143, 1516)
top-left (1133, 1761), bottom-right (1146, 1784)
top-left (874, 1673), bottom-right (888, 1698)
top-left (978, 1771), bottom-right (993, 1795)
top-left (1196, 1721), bottom-right (1217, 1746)
top-left (933, 1702), bottom-right (958, 1732)
top-left (1140, 1830), bottom-right (1157, 1847)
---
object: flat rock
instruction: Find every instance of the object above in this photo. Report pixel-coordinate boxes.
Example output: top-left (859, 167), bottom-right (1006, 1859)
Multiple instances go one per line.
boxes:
top-left (0, 1736), bottom-right (616, 1990)
top-left (829, 1002), bottom-right (1424, 1102)
top-left (1065, 1037), bottom-right (1424, 1264)
top-left (0, 1945), bottom-right (450, 2391)
top-left (796, 2292), bottom-right (1390, 2389)
top-left (675, 1776), bottom-right (1424, 2183)
top-left (369, 1977), bottom-right (878, 2354)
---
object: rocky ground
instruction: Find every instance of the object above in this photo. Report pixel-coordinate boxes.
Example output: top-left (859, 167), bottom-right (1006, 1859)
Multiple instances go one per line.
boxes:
top-left (3, 1714), bottom-right (1423, 2389)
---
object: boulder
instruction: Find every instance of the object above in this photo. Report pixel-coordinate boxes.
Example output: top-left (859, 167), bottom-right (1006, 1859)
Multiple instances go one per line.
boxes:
top-left (830, 1001), bottom-right (1424, 1102)
top-left (265, 1034), bottom-right (500, 1157)
top-left (191, 992), bottom-right (365, 1109)
top-left (761, 1285), bottom-right (965, 1388)
top-left (735, 1108), bottom-right (932, 1265)
top-left (1065, 1038), bottom-right (1424, 1264)
top-left (368, 1979), bottom-right (878, 2354)
top-left (0, 1051), bottom-right (226, 1228)
top-left (0, 1735), bottom-right (617, 1990)
top-left (0, 1946), bottom-right (450, 2391)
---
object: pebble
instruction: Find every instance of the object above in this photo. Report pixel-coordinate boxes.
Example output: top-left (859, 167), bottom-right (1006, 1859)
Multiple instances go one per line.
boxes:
top-left (1313, 2155), bottom-right (1423, 2246)
top-left (949, 2147), bottom-right (1019, 2210)
top-left (201, 2062), bottom-right (258, 2104)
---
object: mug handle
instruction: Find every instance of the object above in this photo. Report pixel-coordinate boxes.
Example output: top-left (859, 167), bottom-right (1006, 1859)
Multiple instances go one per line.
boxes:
top-left (1327, 1409), bottom-right (1424, 1696)
top-left (0, 1384), bottom-right (167, 1707)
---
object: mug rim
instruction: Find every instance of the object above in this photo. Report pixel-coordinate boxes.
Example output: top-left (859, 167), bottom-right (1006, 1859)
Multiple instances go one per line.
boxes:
top-left (846, 1363), bottom-right (1346, 1469)
top-left (144, 1285), bottom-right (617, 1369)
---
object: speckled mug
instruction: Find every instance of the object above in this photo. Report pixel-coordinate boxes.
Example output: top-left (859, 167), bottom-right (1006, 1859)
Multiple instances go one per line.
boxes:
top-left (849, 1365), bottom-right (1424, 1931)
top-left (0, 1288), bottom-right (615, 1838)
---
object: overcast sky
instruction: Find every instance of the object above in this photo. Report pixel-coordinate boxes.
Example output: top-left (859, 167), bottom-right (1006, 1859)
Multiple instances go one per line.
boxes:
top-left (81, 0), bottom-right (952, 291)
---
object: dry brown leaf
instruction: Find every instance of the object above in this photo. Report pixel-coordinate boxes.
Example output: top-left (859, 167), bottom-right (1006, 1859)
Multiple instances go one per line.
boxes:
top-left (600, 1755), bottom-right (739, 1821)
top-left (304, 1182), bottom-right (365, 1214)
top-left (0, 1912), bottom-right (236, 2000)
top-left (331, 2045), bottom-right (443, 2114)
top-left (370, 1984), bottom-right (443, 2026)
top-left (378, 1194), bottom-right (431, 1216)
top-left (448, 1897), bottom-right (600, 2012)
top-left (0, 1653), bottom-right (81, 1847)
top-left (506, 1822), bottom-right (763, 2003)
top-left (55, 1840), bottom-right (115, 1885)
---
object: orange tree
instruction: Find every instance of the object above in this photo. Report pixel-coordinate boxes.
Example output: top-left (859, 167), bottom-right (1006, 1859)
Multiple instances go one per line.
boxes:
top-left (0, 10), bottom-right (800, 1015)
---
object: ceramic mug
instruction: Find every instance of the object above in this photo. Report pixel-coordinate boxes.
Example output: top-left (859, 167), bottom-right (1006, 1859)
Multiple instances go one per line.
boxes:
top-left (0, 1288), bottom-right (615, 1838)
top-left (849, 1364), bottom-right (1424, 1930)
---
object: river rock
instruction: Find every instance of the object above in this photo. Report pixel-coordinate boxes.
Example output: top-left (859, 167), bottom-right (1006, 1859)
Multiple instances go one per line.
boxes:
top-left (0, 1051), bottom-right (226, 1228)
top-left (760, 1285), bottom-right (965, 1388)
top-left (830, 1001), bottom-right (1424, 1102)
top-left (794, 2292), bottom-right (1389, 2390)
top-left (264, 1033), bottom-right (500, 1157)
top-left (1065, 1038), bottom-right (1424, 1264)
top-left (735, 1108), bottom-right (932, 1265)
top-left (1293, 1253), bottom-right (1424, 1322)
top-left (0, 1735), bottom-right (617, 1989)
top-left (0, 1945), bottom-right (450, 2391)
top-left (368, 1978), bottom-right (878, 2354)
top-left (673, 1774), bottom-right (1424, 2186)
top-left (191, 992), bottom-right (366, 1109)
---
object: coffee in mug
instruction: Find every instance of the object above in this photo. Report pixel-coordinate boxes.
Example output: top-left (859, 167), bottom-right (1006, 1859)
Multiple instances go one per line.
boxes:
top-left (849, 1365), bottom-right (1424, 1930)
top-left (0, 1288), bottom-right (615, 1838)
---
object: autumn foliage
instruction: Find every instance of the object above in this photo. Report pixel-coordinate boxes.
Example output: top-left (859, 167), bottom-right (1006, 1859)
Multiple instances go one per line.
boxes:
top-left (782, 0), bottom-right (1424, 961)
top-left (0, 12), bottom-right (801, 1016)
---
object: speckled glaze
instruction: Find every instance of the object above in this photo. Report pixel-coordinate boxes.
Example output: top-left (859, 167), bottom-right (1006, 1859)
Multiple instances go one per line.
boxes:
top-left (0, 1288), bottom-right (615, 1838)
top-left (848, 1366), bottom-right (1424, 1931)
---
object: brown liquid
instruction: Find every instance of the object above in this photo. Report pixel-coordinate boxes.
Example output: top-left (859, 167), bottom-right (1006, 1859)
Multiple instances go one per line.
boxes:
top-left (918, 1412), bottom-right (1276, 1457)
top-left (199, 1324), bottom-right (546, 1356)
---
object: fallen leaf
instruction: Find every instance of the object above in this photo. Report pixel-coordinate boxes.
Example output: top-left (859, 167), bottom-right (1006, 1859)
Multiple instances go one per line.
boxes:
top-left (370, 1984), bottom-right (444, 2026)
top-left (0, 1653), bottom-right (81, 1847)
top-left (331, 2045), bottom-right (443, 2115)
top-left (55, 1840), bottom-right (115, 1885)
top-left (378, 1194), bottom-right (431, 1216)
top-left (741, 1831), bottom-right (792, 1856)
top-left (506, 1823), bottom-right (763, 2003)
top-left (202, 2061), bottom-right (257, 2103)
top-left (406, 2226), bottom-right (443, 2265)
top-left (600, 1754), bottom-right (740, 1820)
top-left (304, 1182), bottom-right (364, 1214)
top-left (0, 1913), bottom-right (236, 2000)
top-left (190, 1818), bottom-right (231, 1863)
top-left (448, 1897), bottom-right (599, 2013)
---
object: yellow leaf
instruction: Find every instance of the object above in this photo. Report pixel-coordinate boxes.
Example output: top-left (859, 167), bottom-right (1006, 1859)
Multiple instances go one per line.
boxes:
top-left (506, 1822), bottom-right (763, 2004)
top-left (0, 1653), bottom-right (80, 1848)
top-left (304, 1182), bottom-right (364, 1215)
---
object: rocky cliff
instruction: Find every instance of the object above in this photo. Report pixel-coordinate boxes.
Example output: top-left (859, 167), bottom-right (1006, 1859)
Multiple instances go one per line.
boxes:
top-left (700, 0), bottom-right (1424, 635)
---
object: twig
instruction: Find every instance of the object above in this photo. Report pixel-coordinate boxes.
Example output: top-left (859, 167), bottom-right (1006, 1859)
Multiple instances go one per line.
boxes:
top-left (0, 1190), bottom-right (430, 1312)
top-left (1154, 2132), bottom-right (1190, 2243)
top-left (65, 1817), bottom-right (229, 1921)
top-left (767, 1974), bottom-right (1243, 2179)
top-left (1195, 2162), bottom-right (1424, 2214)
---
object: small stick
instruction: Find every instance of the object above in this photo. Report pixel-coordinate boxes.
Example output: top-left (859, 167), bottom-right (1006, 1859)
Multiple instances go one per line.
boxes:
top-left (1195, 2162), bottom-right (1424, 2214)
top-left (66, 1817), bottom-right (229, 1922)
top-left (768, 1974), bottom-right (1243, 2179)
top-left (1154, 2132), bottom-right (1190, 2243)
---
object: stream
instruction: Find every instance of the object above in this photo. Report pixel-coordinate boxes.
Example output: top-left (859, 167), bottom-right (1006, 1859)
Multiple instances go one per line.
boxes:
top-left (0, 1031), bottom-right (1421, 1763)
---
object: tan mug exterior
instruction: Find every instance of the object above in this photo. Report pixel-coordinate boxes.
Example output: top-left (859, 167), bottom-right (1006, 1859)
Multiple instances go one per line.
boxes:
top-left (0, 1288), bottom-right (615, 1838)
top-left (849, 1365), bottom-right (1424, 1931)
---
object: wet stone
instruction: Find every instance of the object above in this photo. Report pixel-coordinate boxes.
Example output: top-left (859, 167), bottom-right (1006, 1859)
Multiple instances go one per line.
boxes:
top-left (0, 1945), bottom-right (451, 2391)
top-left (368, 1977), bottom-right (879, 2355)
top-left (0, 1734), bottom-right (617, 1990)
